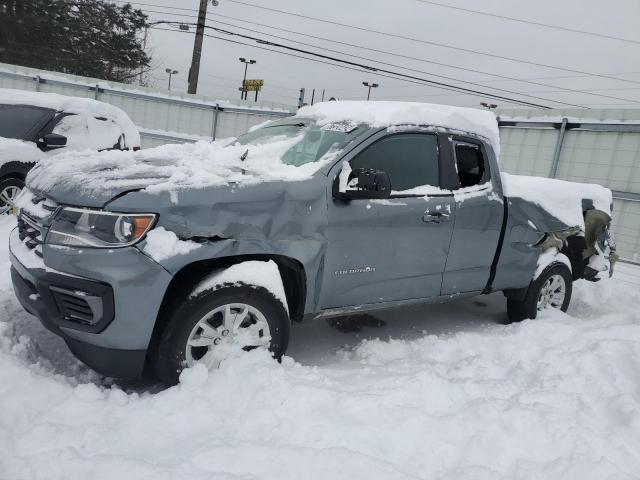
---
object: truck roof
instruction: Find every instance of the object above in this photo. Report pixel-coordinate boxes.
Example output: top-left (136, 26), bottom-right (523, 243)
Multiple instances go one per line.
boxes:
top-left (297, 101), bottom-right (500, 156)
top-left (0, 88), bottom-right (140, 148)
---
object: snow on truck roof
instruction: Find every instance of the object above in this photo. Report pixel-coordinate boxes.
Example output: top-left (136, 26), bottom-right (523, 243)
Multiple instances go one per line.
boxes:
top-left (0, 88), bottom-right (140, 147)
top-left (297, 101), bottom-right (500, 156)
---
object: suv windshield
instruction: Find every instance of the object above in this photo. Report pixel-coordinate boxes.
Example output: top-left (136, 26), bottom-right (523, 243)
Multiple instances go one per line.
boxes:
top-left (0, 105), bottom-right (53, 140)
top-left (236, 120), bottom-right (366, 166)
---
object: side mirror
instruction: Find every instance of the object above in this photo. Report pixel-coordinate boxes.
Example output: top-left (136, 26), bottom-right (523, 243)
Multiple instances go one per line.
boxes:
top-left (37, 133), bottom-right (67, 149)
top-left (336, 167), bottom-right (391, 200)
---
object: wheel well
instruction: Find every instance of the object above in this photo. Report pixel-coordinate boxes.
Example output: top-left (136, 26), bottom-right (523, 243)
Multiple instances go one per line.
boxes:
top-left (148, 254), bottom-right (306, 354)
top-left (0, 161), bottom-right (33, 183)
top-left (560, 235), bottom-right (587, 280)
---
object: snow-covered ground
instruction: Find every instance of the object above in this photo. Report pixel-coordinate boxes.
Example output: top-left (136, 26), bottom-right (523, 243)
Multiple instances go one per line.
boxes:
top-left (1, 213), bottom-right (639, 480)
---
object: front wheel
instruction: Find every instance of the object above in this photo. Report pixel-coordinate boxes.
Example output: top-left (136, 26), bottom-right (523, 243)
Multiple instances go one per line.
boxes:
top-left (506, 262), bottom-right (573, 322)
top-left (153, 284), bottom-right (290, 386)
top-left (0, 177), bottom-right (24, 215)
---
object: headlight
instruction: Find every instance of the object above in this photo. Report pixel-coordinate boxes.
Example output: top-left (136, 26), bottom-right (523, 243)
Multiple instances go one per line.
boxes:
top-left (47, 207), bottom-right (157, 248)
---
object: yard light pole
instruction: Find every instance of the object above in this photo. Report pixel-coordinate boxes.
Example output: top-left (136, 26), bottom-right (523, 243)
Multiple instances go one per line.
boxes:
top-left (165, 68), bottom-right (178, 90)
top-left (239, 57), bottom-right (256, 100)
top-left (480, 102), bottom-right (498, 110)
top-left (363, 82), bottom-right (379, 100)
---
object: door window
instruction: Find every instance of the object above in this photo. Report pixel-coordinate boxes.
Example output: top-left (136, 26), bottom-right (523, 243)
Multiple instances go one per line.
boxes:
top-left (349, 133), bottom-right (439, 192)
top-left (455, 144), bottom-right (486, 188)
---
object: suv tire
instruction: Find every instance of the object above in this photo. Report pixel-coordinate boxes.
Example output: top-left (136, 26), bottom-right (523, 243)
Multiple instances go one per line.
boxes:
top-left (0, 177), bottom-right (25, 215)
top-left (506, 262), bottom-right (573, 322)
top-left (153, 284), bottom-right (290, 386)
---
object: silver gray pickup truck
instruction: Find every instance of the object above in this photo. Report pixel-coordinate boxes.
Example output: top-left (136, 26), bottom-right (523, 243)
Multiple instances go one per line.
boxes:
top-left (9, 101), bottom-right (616, 385)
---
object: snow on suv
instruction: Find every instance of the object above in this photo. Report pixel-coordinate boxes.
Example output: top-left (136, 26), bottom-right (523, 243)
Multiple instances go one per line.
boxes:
top-left (9, 101), bottom-right (616, 385)
top-left (0, 88), bottom-right (140, 214)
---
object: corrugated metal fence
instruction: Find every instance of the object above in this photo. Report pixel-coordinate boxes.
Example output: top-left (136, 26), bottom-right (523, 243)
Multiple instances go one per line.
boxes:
top-left (498, 109), bottom-right (640, 262)
top-left (1, 64), bottom-right (637, 260)
top-left (0, 63), bottom-right (293, 148)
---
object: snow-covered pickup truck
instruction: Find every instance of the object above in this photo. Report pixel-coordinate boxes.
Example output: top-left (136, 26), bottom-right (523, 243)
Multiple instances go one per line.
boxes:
top-left (0, 88), bottom-right (140, 214)
top-left (9, 101), bottom-right (616, 385)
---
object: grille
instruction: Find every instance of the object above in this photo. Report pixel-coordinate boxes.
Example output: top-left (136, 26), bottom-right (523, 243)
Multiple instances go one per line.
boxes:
top-left (17, 212), bottom-right (44, 257)
top-left (17, 194), bottom-right (58, 258)
top-left (50, 287), bottom-right (96, 325)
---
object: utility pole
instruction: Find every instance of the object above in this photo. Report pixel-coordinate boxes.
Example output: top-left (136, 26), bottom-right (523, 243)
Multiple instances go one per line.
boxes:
top-left (311, 89), bottom-right (315, 105)
top-left (363, 82), bottom-right (379, 100)
top-left (321, 89), bottom-right (325, 102)
top-left (188, 0), bottom-right (212, 94)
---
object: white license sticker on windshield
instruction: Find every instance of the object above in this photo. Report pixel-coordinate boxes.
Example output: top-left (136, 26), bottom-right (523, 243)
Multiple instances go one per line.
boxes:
top-left (321, 120), bottom-right (358, 133)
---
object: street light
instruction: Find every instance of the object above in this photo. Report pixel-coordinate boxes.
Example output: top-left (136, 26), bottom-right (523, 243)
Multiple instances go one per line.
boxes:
top-left (363, 82), bottom-right (379, 100)
top-left (239, 57), bottom-right (256, 100)
top-left (480, 102), bottom-right (498, 110)
top-left (165, 68), bottom-right (178, 90)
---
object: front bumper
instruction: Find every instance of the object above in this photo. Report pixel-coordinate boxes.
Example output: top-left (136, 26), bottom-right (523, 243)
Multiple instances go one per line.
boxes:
top-left (9, 227), bottom-right (173, 379)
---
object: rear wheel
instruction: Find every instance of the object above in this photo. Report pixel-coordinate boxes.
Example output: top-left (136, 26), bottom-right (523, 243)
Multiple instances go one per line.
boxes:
top-left (0, 177), bottom-right (24, 215)
top-left (506, 262), bottom-right (572, 322)
top-left (153, 284), bottom-right (290, 386)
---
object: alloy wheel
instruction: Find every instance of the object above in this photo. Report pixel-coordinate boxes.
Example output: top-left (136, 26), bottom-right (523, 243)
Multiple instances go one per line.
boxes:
top-left (536, 274), bottom-right (566, 311)
top-left (0, 185), bottom-right (21, 215)
top-left (184, 302), bottom-right (271, 369)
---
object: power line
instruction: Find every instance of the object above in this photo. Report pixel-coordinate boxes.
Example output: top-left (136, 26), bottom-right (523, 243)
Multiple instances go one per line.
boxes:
top-left (200, 17), bottom-right (640, 106)
top-left (412, 0), bottom-right (640, 46)
top-left (161, 22), bottom-right (556, 108)
top-left (151, 26), bottom-right (550, 107)
top-left (146, 15), bottom-right (640, 107)
top-left (141, 11), bottom-right (571, 106)
top-left (225, 0), bottom-right (640, 88)
top-left (124, 0), bottom-right (640, 103)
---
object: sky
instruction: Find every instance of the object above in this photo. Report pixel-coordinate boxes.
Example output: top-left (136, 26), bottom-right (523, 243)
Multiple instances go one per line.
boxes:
top-left (125, 0), bottom-right (640, 110)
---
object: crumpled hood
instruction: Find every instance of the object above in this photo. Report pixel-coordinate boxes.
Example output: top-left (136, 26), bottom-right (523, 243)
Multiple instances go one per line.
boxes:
top-left (25, 138), bottom-right (331, 208)
top-left (26, 153), bottom-right (192, 207)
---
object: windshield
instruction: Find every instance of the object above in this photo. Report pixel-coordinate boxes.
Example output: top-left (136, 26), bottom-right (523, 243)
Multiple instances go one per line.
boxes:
top-left (0, 105), bottom-right (53, 140)
top-left (235, 120), bottom-right (366, 166)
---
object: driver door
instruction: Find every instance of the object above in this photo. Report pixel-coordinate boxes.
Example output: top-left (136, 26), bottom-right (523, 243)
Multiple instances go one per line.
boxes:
top-left (319, 130), bottom-right (456, 309)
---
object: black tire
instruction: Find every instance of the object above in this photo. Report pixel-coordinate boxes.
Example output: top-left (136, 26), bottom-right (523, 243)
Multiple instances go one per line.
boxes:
top-left (153, 284), bottom-right (290, 386)
top-left (506, 262), bottom-right (573, 323)
top-left (0, 176), bottom-right (25, 215)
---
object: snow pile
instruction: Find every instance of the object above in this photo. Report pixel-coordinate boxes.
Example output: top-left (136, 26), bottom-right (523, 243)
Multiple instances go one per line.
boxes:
top-left (191, 260), bottom-right (288, 311)
top-left (26, 135), bottom-right (328, 196)
top-left (299, 101), bottom-right (500, 157)
top-left (0, 138), bottom-right (45, 166)
top-left (1, 213), bottom-right (640, 479)
top-left (142, 227), bottom-right (201, 262)
top-left (535, 248), bottom-right (572, 279)
top-left (501, 173), bottom-right (612, 228)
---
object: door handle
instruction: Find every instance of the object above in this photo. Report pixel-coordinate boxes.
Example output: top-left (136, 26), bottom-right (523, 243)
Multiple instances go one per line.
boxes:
top-left (422, 211), bottom-right (449, 223)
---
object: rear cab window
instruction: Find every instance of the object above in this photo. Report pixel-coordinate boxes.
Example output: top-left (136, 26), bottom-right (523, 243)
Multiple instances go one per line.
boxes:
top-left (452, 138), bottom-right (492, 190)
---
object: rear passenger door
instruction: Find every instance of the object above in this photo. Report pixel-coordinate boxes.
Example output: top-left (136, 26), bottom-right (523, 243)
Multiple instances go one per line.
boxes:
top-left (441, 137), bottom-right (505, 294)
top-left (320, 130), bottom-right (456, 309)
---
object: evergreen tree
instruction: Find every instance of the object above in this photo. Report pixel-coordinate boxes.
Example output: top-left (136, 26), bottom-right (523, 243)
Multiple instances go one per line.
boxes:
top-left (0, 0), bottom-right (150, 84)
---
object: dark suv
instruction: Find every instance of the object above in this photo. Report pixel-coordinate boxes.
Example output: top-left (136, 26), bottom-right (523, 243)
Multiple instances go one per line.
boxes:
top-left (0, 88), bottom-right (140, 214)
